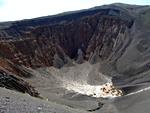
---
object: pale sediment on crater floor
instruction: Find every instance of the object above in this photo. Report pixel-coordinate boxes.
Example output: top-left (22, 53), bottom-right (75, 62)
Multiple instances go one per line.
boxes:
top-left (63, 81), bottom-right (123, 98)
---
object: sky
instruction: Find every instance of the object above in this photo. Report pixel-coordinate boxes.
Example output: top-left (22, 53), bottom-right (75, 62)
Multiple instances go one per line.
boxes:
top-left (0, 0), bottom-right (150, 22)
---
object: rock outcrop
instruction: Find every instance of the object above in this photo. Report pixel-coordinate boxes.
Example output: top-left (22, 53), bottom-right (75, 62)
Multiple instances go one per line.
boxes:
top-left (0, 69), bottom-right (39, 97)
top-left (0, 6), bottom-right (133, 69)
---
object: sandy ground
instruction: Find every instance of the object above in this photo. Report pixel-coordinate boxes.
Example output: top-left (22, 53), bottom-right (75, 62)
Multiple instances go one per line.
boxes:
top-left (0, 87), bottom-right (86, 113)
top-left (19, 62), bottom-right (150, 113)
top-left (24, 62), bottom-right (103, 111)
top-left (1, 62), bottom-right (150, 113)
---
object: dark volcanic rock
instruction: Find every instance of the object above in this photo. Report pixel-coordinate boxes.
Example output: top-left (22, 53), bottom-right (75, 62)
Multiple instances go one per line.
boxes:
top-left (0, 69), bottom-right (39, 97)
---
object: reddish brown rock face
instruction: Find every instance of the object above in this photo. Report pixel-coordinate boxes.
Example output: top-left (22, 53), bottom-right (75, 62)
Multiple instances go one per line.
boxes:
top-left (0, 12), bottom-right (132, 69)
top-left (0, 38), bottom-right (56, 68)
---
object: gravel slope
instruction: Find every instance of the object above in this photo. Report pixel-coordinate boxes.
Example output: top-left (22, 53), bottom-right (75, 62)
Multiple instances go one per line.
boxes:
top-left (0, 88), bottom-right (86, 113)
